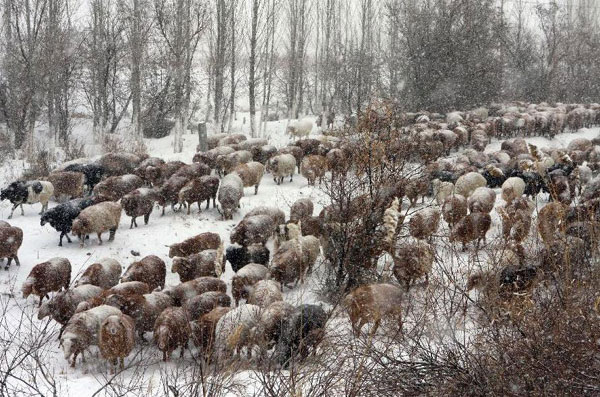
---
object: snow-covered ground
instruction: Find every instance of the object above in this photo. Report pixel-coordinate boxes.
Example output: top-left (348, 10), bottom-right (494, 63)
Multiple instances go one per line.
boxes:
top-left (0, 116), bottom-right (598, 395)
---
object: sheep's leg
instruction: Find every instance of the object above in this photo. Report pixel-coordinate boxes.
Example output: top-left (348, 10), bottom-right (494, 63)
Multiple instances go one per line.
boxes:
top-left (130, 218), bottom-right (135, 229)
top-left (370, 319), bottom-right (381, 338)
top-left (206, 200), bottom-right (210, 210)
top-left (180, 342), bottom-right (187, 358)
top-left (58, 232), bottom-right (64, 247)
top-left (163, 351), bottom-right (168, 362)
top-left (187, 202), bottom-right (191, 215)
top-left (162, 206), bottom-right (165, 216)
top-left (120, 357), bottom-right (124, 370)
top-left (71, 351), bottom-right (78, 367)
top-left (58, 324), bottom-right (66, 340)
top-left (254, 184), bottom-right (259, 195)
top-left (290, 175), bottom-right (293, 182)
top-left (144, 213), bottom-right (150, 225)
top-left (20, 204), bottom-right (24, 216)
top-left (12, 255), bottom-right (19, 267)
top-left (97, 233), bottom-right (103, 245)
top-left (109, 228), bottom-right (116, 241)
top-left (9, 203), bottom-right (19, 219)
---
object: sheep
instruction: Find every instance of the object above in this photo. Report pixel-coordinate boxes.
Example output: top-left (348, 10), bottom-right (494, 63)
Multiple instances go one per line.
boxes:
top-left (466, 265), bottom-right (539, 301)
top-left (408, 207), bottom-right (440, 240)
top-left (278, 146), bottom-right (304, 173)
top-left (0, 226), bottom-right (23, 269)
top-left (71, 201), bottom-right (122, 247)
top-left (121, 188), bottom-right (159, 228)
top-left (233, 161), bottom-right (265, 195)
top-left (154, 307), bottom-right (190, 361)
top-left (245, 206), bottom-right (286, 228)
top-left (326, 148), bottom-right (348, 178)
top-left (225, 243), bottom-right (270, 273)
top-left (271, 223), bottom-right (320, 286)
top-left (0, 180), bottom-right (54, 218)
top-left (450, 212), bottom-right (492, 250)
top-left (250, 144), bottom-right (278, 165)
top-left (190, 306), bottom-right (231, 354)
top-left (165, 277), bottom-right (227, 306)
top-left (99, 313), bottom-right (136, 373)
top-left (218, 133), bottom-right (247, 147)
top-left (217, 150), bottom-right (253, 175)
top-left (547, 172), bottom-right (572, 205)
top-left (275, 304), bottom-right (327, 367)
top-left (442, 194), bottom-right (467, 228)
top-left (61, 305), bottom-right (122, 367)
top-left (537, 202), bottom-right (568, 246)
top-left (467, 187), bottom-right (496, 214)
top-left (146, 161), bottom-right (186, 187)
top-left (294, 138), bottom-right (322, 155)
top-left (454, 172), bottom-right (487, 198)
top-left (267, 154), bottom-right (296, 185)
top-left (183, 291), bottom-right (231, 322)
top-left (238, 138), bottom-right (269, 152)
top-left (393, 239), bottom-right (434, 290)
top-left (121, 255), bottom-right (166, 291)
top-left (481, 165), bottom-right (507, 188)
top-left (133, 157), bottom-right (165, 181)
top-left (98, 153), bottom-right (143, 176)
top-left (0, 221), bottom-right (9, 228)
top-left (217, 173), bottom-right (244, 220)
top-left (405, 178), bottom-right (430, 206)
top-left (343, 283), bottom-right (403, 337)
top-left (300, 155), bottom-right (328, 186)
top-left (171, 244), bottom-right (224, 283)
top-left (230, 214), bottom-right (276, 247)
top-left (22, 257), bottom-right (71, 306)
top-left (92, 174), bottom-right (144, 202)
top-left (172, 162), bottom-right (211, 180)
top-left (38, 284), bottom-right (104, 339)
top-left (168, 232), bottom-right (222, 258)
top-left (64, 163), bottom-right (106, 191)
top-left (254, 301), bottom-right (295, 348)
top-left (290, 198), bottom-right (314, 223)
top-left (157, 175), bottom-right (189, 215)
top-left (501, 177), bottom-right (526, 204)
top-left (48, 171), bottom-right (85, 200)
top-left (177, 175), bottom-right (220, 215)
top-left (40, 197), bottom-right (95, 246)
top-left (247, 280), bottom-right (283, 308)
top-left (105, 291), bottom-right (173, 340)
top-left (231, 263), bottom-right (270, 306)
top-left (582, 175), bottom-right (600, 202)
top-left (497, 207), bottom-right (532, 243)
top-left (214, 304), bottom-right (262, 359)
top-left (193, 146), bottom-right (234, 169)
top-left (75, 282), bottom-right (151, 313)
top-left (432, 179), bottom-right (455, 205)
top-left (75, 258), bottom-right (121, 289)
top-left (205, 133), bottom-right (228, 150)
top-left (287, 118), bottom-right (314, 140)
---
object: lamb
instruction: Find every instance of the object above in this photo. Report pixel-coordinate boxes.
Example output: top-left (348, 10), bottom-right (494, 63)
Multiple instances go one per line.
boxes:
top-left (121, 255), bottom-right (166, 291)
top-left (501, 177), bottom-right (526, 204)
top-left (98, 153), bottom-right (143, 176)
top-left (48, 171), bottom-right (85, 200)
top-left (38, 284), bottom-right (104, 339)
top-left (300, 155), bottom-right (328, 186)
top-left (278, 146), bottom-right (304, 173)
top-left (467, 187), bottom-right (496, 214)
top-left (121, 188), bottom-right (159, 228)
top-left (178, 175), bottom-right (220, 214)
top-left (231, 263), bottom-right (270, 306)
top-left (233, 161), bottom-right (265, 195)
top-left (450, 212), bottom-right (492, 250)
top-left (99, 313), bottom-right (136, 372)
top-left (75, 282), bottom-right (151, 313)
top-left (442, 194), bottom-right (467, 227)
top-left (154, 307), bottom-right (190, 361)
top-left (168, 232), bottom-right (222, 258)
top-left (40, 197), bottom-right (94, 246)
top-left (0, 226), bottom-right (23, 269)
top-left (290, 198), bottom-right (314, 223)
top-left (214, 304), bottom-right (262, 359)
top-left (432, 179), bottom-right (455, 205)
top-left (217, 173), bottom-right (244, 220)
top-left (157, 175), bottom-right (189, 215)
top-left (287, 118), bottom-right (313, 140)
top-left (190, 306), bottom-right (231, 354)
top-left (165, 277), bottom-right (227, 306)
top-left (105, 291), bottom-right (173, 339)
top-left (230, 214), bottom-right (276, 246)
top-left (408, 207), bottom-right (440, 240)
top-left (393, 239), bottom-right (434, 290)
top-left (71, 201), bottom-right (122, 247)
top-left (267, 154), bottom-right (296, 185)
top-left (171, 244), bottom-right (224, 283)
top-left (61, 305), bottom-right (122, 367)
top-left (92, 174), bottom-right (144, 202)
top-left (0, 180), bottom-right (54, 218)
top-left (75, 258), bottom-right (121, 289)
top-left (343, 283), bottom-right (403, 337)
top-left (537, 202), bottom-right (568, 245)
top-left (247, 280), bottom-right (283, 308)
top-left (454, 172), bottom-right (487, 198)
top-left (183, 291), bottom-right (231, 322)
top-left (63, 163), bottom-right (106, 191)
top-left (22, 257), bottom-right (71, 306)
top-left (225, 243), bottom-right (270, 273)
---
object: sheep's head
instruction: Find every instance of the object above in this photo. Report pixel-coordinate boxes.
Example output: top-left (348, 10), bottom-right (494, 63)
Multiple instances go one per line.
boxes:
top-left (155, 325), bottom-right (170, 351)
top-left (21, 278), bottom-right (34, 299)
top-left (60, 332), bottom-right (78, 360)
top-left (71, 218), bottom-right (86, 236)
top-left (38, 301), bottom-right (51, 320)
top-left (103, 315), bottom-right (123, 336)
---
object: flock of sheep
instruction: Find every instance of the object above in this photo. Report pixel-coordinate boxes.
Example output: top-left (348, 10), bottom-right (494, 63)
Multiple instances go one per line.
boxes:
top-left (1, 100), bottom-right (600, 374)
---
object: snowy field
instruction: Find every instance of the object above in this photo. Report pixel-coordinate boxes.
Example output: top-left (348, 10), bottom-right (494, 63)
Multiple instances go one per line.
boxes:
top-left (0, 116), bottom-right (598, 395)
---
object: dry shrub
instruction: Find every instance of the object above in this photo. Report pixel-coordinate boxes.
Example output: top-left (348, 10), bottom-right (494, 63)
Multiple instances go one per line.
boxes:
top-left (62, 138), bottom-right (86, 161)
top-left (102, 134), bottom-right (148, 158)
top-left (22, 144), bottom-right (54, 179)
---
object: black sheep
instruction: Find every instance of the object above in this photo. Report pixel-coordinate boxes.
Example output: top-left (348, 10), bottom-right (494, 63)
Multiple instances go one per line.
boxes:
top-left (275, 304), bottom-right (327, 368)
top-left (225, 244), bottom-right (270, 273)
top-left (40, 198), bottom-right (94, 246)
top-left (481, 169), bottom-right (506, 188)
top-left (64, 163), bottom-right (106, 192)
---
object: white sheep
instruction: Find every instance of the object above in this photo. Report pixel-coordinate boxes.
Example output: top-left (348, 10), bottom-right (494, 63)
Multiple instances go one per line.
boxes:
top-left (267, 154), bottom-right (296, 185)
top-left (467, 187), bottom-right (496, 214)
top-left (454, 172), bottom-right (487, 198)
top-left (214, 303), bottom-right (262, 359)
top-left (501, 177), bottom-right (525, 204)
top-left (432, 179), bottom-right (455, 205)
top-left (287, 118), bottom-right (314, 140)
top-left (247, 280), bottom-right (283, 308)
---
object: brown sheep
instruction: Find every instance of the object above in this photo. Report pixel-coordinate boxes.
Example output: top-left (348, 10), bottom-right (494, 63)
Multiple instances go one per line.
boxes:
top-left (245, 206), bottom-right (286, 228)
top-left (105, 291), bottom-right (173, 339)
top-left (71, 201), bottom-right (122, 247)
top-left (537, 202), bottom-right (568, 245)
top-left (326, 148), bottom-right (348, 178)
top-left (217, 150), bottom-right (253, 175)
top-left (121, 255), bottom-right (166, 291)
top-left (147, 161), bottom-right (186, 187)
top-left (247, 280), bottom-right (283, 308)
top-left (231, 263), bottom-right (269, 306)
top-left (233, 161), bottom-right (265, 195)
top-left (75, 281), bottom-right (151, 313)
top-left (250, 145), bottom-right (278, 165)
top-left (172, 162), bottom-right (211, 180)
top-left (193, 146), bottom-right (234, 169)
top-left (183, 291), bottom-right (231, 321)
top-left (0, 226), bottom-right (23, 269)
top-left (230, 214), bottom-right (276, 247)
top-left (75, 258), bottom-right (121, 289)
top-left (98, 153), bottom-right (143, 176)
top-left (393, 240), bottom-right (434, 290)
top-left (171, 244), bottom-right (224, 283)
top-left (168, 232), bottom-right (222, 258)
top-left (300, 155), bottom-right (328, 186)
top-left (405, 178), bottom-right (429, 206)
top-left (344, 283), bottom-right (403, 337)
top-left (450, 212), bottom-right (492, 250)
top-left (48, 171), bottom-right (85, 200)
top-left (154, 307), bottom-right (190, 361)
top-left (442, 194), bottom-right (467, 228)
top-left (121, 188), bottom-right (160, 228)
top-left (178, 175), bottom-right (220, 214)
top-left (165, 277), bottom-right (227, 306)
top-left (99, 314), bottom-right (136, 373)
top-left (408, 207), bottom-right (440, 240)
top-left (190, 307), bottom-right (231, 354)
top-left (22, 257), bottom-right (71, 306)
top-left (290, 198), bottom-right (314, 223)
top-left (466, 265), bottom-right (540, 301)
top-left (93, 174), bottom-right (144, 202)
top-left (255, 301), bottom-right (295, 347)
top-left (157, 175), bottom-right (190, 215)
